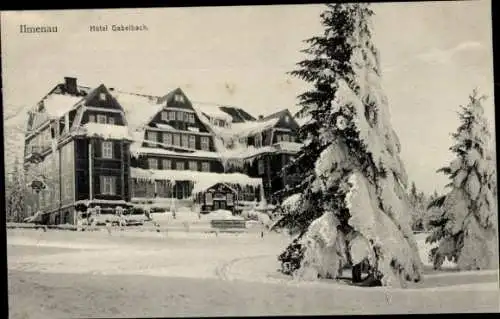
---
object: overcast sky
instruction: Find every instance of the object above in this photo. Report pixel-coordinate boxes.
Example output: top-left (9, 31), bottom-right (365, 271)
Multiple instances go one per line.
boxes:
top-left (1, 1), bottom-right (495, 194)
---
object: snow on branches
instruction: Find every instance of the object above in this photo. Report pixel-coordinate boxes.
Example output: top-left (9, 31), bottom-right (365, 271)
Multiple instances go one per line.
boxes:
top-left (427, 90), bottom-right (498, 270)
top-left (277, 3), bottom-right (423, 287)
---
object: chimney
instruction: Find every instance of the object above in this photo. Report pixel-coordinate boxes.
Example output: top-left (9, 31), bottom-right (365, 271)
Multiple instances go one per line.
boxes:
top-left (258, 115), bottom-right (264, 120)
top-left (64, 77), bottom-right (77, 94)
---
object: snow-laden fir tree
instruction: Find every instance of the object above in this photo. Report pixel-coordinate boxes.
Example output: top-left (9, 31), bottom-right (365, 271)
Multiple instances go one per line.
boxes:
top-left (276, 3), bottom-right (424, 287)
top-left (426, 90), bottom-right (498, 270)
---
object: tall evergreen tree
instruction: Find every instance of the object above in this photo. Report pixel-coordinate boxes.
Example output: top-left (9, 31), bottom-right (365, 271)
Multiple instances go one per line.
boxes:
top-left (276, 3), bottom-right (423, 287)
top-left (427, 90), bottom-right (498, 270)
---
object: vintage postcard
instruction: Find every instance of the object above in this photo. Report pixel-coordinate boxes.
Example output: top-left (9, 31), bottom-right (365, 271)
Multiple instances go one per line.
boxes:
top-left (2, 2), bottom-right (498, 317)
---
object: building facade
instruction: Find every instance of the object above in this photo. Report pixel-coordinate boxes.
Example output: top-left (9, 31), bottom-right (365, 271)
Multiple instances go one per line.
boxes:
top-left (23, 77), bottom-right (302, 223)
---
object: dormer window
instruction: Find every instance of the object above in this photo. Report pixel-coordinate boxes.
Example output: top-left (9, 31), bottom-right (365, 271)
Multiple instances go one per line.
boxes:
top-left (99, 93), bottom-right (106, 101)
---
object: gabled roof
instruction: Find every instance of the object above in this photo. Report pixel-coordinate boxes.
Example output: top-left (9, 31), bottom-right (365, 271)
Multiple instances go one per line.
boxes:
top-left (219, 106), bottom-right (256, 123)
top-left (260, 109), bottom-right (289, 121)
top-left (192, 103), bottom-right (233, 123)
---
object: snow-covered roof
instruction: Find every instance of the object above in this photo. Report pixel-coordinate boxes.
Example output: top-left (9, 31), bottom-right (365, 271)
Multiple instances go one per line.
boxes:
top-left (130, 168), bottom-right (263, 193)
top-left (76, 123), bottom-right (134, 140)
top-left (112, 91), bottom-right (163, 132)
top-left (230, 118), bottom-right (280, 137)
top-left (193, 104), bottom-right (233, 123)
top-left (42, 93), bottom-right (83, 118)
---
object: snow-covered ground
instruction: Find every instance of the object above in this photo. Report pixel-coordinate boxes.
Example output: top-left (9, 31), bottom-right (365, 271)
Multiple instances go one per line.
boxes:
top-left (7, 229), bottom-right (499, 317)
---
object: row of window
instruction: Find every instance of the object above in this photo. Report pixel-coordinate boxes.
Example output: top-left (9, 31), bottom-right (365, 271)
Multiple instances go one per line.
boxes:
top-left (208, 117), bottom-right (229, 128)
top-left (147, 158), bottom-right (211, 172)
top-left (89, 114), bottom-right (115, 125)
top-left (146, 131), bottom-right (210, 151)
top-left (160, 110), bottom-right (196, 124)
top-left (133, 180), bottom-right (192, 199)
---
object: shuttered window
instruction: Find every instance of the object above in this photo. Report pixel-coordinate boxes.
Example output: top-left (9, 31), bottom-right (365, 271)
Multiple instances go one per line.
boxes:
top-left (102, 141), bottom-right (113, 159)
top-left (201, 137), bottom-right (209, 151)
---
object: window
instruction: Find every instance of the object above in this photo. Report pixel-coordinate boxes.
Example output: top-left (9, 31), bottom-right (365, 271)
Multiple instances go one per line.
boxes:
top-left (97, 114), bottom-right (107, 124)
top-left (201, 162), bottom-right (210, 172)
top-left (162, 159), bottom-right (171, 170)
top-left (189, 135), bottom-right (196, 149)
top-left (148, 158), bottom-right (158, 169)
top-left (255, 133), bottom-right (262, 147)
top-left (163, 133), bottom-right (172, 145)
top-left (174, 94), bottom-right (185, 103)
top-left (89, 114), bottom-right (96, 123)
top-left (181, 134), bottom-right (189, 148)
top-left (201, 136), bottom-right (209, 151)
top-left (99, 93), bottom-right (107, 101)
top-left (188, 113), bottom-right (195, 124)
top-left (188, 161), bottom-right (198, 171)
top-left (108, 117), bottom-right (115, 125)
top-left (184, 113), bottom-right (190, 122)
top-left (258, 159), bottom-right (265, 175)
top-left (148, 131), bottom-right (157, 147)
top-left (173, 134), bottom-right (180, 146)
top-left (161, 111), bottom-right (168, 121)
top-left (102, 141), bottom-right (113, 159)
top-left (168, 111), bottom-right (176, 121)
top-left (176, 111), bottom-right (184, 121)
top-left (238, 137), bottom-right (247, 145)
top-left (100, 176), bottom-right (116, 195)
top-left (176, 161), bottom-right (185, 170)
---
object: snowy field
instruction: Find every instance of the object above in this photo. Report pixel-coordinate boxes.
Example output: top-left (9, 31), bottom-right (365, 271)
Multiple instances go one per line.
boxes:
top-left (7, 229), bottom-right (499, 318)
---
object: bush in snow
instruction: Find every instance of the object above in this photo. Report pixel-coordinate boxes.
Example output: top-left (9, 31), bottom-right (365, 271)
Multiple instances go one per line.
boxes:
top-left (274, 3), bottom-right (423, 287)
top-left (5, 157), bottom-right (28, 223)
top-left (426, 90), bottom-right (498, 271)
